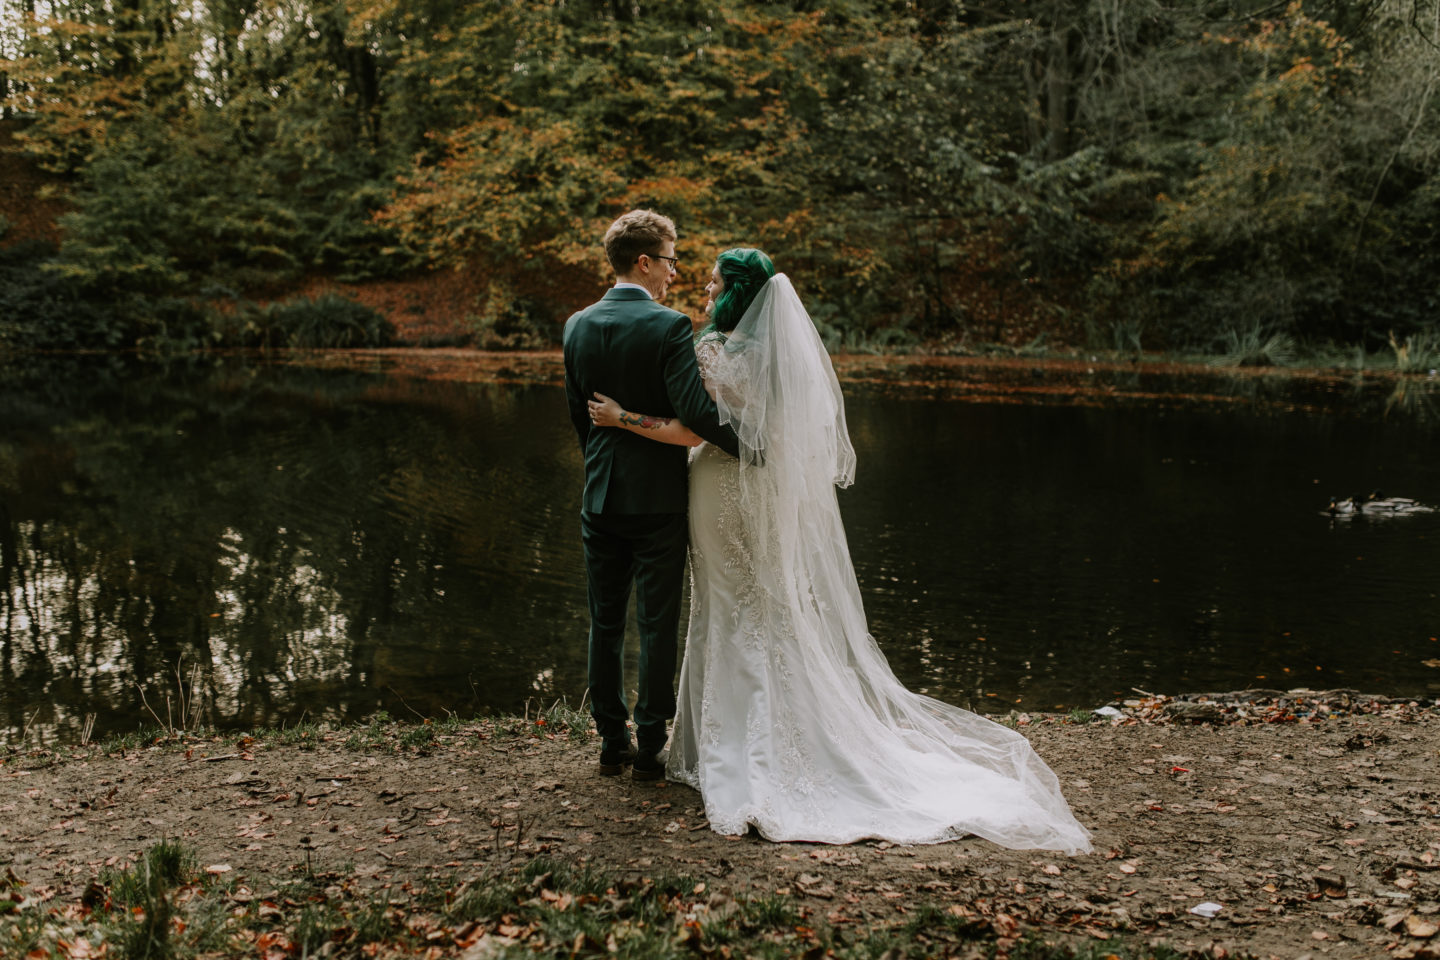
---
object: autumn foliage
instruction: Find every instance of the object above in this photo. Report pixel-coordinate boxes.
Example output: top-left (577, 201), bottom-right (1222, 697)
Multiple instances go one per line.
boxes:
top-left (2, 1), bottom-right (1439, 352)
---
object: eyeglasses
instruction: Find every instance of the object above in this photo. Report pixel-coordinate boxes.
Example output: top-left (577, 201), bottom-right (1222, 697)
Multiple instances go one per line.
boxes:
top-left (641, 253), bottom-right (679, 270)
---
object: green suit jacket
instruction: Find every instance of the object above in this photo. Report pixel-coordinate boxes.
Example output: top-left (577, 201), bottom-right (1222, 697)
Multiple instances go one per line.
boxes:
top-left (563, 288), bottom-right (740, 514)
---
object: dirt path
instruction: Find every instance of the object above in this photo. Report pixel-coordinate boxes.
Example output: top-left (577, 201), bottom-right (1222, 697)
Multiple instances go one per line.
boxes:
top-left (3, 701), bottom-right (1438, 959)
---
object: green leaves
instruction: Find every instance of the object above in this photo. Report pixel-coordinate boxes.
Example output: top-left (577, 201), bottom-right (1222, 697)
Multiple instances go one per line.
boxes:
top-left (4, 0), bottom-right (1440, 352)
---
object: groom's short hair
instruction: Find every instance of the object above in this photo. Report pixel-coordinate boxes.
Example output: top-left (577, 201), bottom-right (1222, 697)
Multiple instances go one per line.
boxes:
top-left (604, 210), bottom-right (676, 275)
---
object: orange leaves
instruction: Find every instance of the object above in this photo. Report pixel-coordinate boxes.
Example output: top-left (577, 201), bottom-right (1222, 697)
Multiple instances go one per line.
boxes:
top-left (252, 928), bottom-right (293, 959)
top-left (4, 15), bottom-right (192, 174)
top-left (55, 937), bottom-right (107, 959)
top-left (380, 111), bottom-right (621, 268)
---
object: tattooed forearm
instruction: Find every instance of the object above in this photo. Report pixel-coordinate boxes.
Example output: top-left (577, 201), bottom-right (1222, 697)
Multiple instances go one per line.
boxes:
top-left (620, 411), bottom-right (671, 430)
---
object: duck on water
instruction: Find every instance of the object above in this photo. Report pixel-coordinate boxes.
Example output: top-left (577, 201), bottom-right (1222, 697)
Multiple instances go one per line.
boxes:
top-left (1326, 492), bottom-right (1435, 517)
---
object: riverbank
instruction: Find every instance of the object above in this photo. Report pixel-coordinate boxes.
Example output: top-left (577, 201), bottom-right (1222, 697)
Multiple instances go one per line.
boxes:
top-left (280, 342), bottom-right (1437, 393)
top-left (3, 692), bottom-right (1437, 959)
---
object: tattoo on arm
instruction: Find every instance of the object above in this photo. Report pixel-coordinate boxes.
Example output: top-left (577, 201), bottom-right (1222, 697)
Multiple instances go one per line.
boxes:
top-left (620, 411), bottom-right (671, 430)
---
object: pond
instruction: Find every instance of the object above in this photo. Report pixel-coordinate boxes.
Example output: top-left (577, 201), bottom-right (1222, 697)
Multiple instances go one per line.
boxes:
top-left (3, 352), bottom-right (1438, 746)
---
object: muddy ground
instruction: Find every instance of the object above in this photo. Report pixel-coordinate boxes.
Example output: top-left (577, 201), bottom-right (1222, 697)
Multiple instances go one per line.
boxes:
top-left (3, 693), bottom-right (1438, 959)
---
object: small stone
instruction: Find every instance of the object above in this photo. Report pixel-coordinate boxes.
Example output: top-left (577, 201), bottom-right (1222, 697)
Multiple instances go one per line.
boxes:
top-left (1165, 701), bottom-right (1224, 722)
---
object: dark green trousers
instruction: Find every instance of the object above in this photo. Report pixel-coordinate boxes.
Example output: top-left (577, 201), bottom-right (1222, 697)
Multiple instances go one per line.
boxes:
top-left (580, 511), bottom-right (688, 753)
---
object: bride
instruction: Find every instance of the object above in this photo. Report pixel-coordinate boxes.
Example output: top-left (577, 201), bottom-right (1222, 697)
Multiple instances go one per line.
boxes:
top-left (587, 249), bottom-right (1091, 853)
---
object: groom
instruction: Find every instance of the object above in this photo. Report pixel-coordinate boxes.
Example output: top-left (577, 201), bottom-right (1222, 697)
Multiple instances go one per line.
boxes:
top-left (563, 210), bottom-right (740, 780)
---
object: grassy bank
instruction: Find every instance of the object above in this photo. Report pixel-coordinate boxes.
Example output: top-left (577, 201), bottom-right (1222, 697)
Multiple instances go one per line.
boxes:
top-left (3, 696), bottom-right (1435, 960)
top-left (0, 701), bottom-right (1220, 960)
top-left (0, 836), bottom-right (1207, 960)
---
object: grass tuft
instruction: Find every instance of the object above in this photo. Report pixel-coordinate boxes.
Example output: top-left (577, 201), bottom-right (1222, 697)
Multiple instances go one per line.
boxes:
top-left (738, 893), bottom-right (801, 929)
top-left (96, 725), bottom-right (171, 754)
top-left (1389, 329), bottom-right (1440, 374)
top-left (104, 840), bottom-right (198, 907)
top-left (1212, 324), bottom-right (1295, 368)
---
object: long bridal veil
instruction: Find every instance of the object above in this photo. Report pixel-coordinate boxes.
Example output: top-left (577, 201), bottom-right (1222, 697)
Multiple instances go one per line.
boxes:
top-left (691, 274), bottom-right (1092, 852)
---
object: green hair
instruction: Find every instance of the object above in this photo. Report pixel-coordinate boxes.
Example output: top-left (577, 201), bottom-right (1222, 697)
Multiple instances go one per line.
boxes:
top-left (707, 248), bottom-right (776, 334)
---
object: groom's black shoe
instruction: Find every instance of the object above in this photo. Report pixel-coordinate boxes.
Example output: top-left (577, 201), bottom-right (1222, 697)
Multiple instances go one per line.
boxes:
top-left (598, 740), bottom-right (636, 777)
top-left (632, 749), bottom-right (666, 782)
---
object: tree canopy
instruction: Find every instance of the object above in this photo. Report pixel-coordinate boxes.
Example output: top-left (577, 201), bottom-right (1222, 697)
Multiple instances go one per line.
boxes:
top-left (2, 0), bottom-right (1438, 353)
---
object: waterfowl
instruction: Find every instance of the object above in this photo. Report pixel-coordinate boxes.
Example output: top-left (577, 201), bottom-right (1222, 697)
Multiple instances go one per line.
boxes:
top-left (1361, 491), bottom-right (1434, 515)
top-left (1326, 495), bottom-right (1358, 516)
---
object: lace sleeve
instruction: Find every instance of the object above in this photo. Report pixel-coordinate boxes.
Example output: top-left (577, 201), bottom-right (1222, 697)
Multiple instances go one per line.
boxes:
top-left (694, 333), bottom-right (727, 398)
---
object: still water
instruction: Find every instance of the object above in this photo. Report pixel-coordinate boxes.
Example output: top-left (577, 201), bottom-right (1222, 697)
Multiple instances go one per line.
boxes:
top-left (3, 354), bottom-right (1438, 745)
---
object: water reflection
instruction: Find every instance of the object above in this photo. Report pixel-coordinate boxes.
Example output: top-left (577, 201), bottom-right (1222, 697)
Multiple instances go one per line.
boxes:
top-left (0, 358), bottom-right (592, 745)
top-left (1385, 377), bottom-right (1439, 421)
top-left (3, 355), bottom-right (1439, 746)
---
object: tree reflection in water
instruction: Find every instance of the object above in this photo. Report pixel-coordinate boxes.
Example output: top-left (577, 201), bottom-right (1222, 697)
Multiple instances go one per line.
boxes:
top-left (5, 355), bottom-right (1440, 747)
top-left (0, 357), bottom-right (590, 745)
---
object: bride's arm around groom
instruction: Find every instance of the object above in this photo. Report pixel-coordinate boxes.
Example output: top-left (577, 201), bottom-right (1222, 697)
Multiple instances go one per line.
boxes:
top-left (559, 209), bottom-right (736, 780)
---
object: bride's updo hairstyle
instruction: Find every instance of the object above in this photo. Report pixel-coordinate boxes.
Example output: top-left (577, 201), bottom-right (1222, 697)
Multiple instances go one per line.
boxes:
top-left (708, 248), bottom-right (775, 334)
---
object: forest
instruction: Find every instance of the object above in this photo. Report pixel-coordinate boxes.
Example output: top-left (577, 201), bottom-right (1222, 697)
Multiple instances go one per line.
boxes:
top-left (1, 0), bottom-right (1438, 357)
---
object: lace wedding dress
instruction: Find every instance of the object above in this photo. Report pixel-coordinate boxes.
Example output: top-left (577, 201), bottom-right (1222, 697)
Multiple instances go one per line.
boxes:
top-left (665, 275), bottom-right (1092, 853)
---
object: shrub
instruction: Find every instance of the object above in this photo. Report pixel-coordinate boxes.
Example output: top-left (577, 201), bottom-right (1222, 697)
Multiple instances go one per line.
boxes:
top-left (467, 297), bottom-right (555, 350)
top-left (224, 293), bottom-right (396, 349)
top-left (0, 240), bottom-right (123, 349)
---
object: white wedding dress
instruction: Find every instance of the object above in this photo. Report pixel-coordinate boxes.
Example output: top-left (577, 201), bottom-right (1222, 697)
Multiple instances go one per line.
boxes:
top-left (665, 275), bottom-right (1092, 853)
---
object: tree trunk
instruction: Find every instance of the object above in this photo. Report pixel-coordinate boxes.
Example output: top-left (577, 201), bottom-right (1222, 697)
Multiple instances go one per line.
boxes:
top-left (114, 0), bottom-right (143, 77)
top-left (1043, 25), bottom-right (1070, 160)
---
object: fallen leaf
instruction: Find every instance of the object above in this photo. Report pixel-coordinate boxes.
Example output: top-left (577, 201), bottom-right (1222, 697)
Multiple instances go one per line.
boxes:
top-left (56, 938), bottom-right (106, 959)
top-left (1406, 916), bottom-right (1439, 939)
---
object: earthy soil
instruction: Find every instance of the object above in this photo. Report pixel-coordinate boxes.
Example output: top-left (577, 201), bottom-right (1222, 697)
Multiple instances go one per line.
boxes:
top-left (3, 693), bottom-right (1438, 959)
top-left (280, 270), bottom-right (496, 346)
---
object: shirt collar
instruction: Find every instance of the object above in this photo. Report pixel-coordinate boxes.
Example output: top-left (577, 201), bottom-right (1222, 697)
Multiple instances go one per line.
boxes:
top-left (612, 281), bottom-right (652, 298)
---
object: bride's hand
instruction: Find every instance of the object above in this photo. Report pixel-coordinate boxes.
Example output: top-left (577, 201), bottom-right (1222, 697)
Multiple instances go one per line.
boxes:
top-left (588, 392), bottom-right (623, 428)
